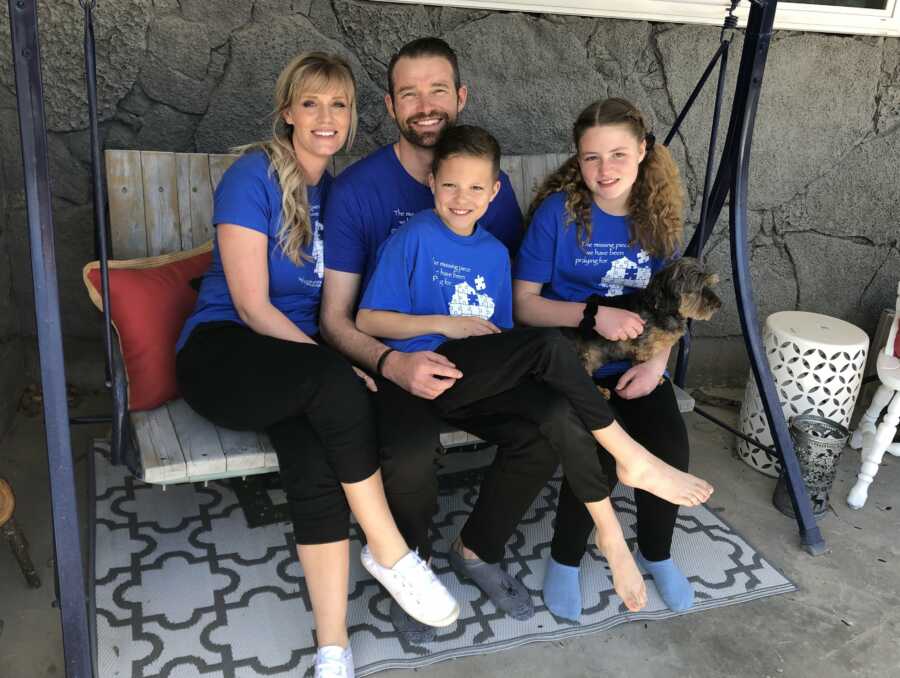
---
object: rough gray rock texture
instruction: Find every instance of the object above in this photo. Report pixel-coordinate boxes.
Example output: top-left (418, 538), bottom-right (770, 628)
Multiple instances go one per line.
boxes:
top-left (0, 1), bottom-right (898, 387)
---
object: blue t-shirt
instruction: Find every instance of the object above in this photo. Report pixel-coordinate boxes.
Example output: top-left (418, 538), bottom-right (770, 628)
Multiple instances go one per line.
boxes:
top-left (177, 151), bottom-right (330, 350)
top-left (323, 143), bottom-right (522, 291)
top-left (359, 209), bottom-right (513, 353)
top-left (514, 191), bottom-right (667, 377)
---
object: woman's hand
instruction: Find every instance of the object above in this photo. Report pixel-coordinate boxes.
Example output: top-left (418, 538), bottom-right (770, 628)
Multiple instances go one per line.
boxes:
top-left (594, 307), bottom-right (644, 341)
top-left (352, 366), bottom-right (378, 393)
top-left (615, 360), bottom-right (665, 400)
top-left (440, 316), bottom-right (501, 339)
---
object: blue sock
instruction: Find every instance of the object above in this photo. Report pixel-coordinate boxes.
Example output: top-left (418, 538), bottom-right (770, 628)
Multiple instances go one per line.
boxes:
top-left (636, 550), bottom-right (694, 612)
top-left (542, 557), bottom-right (581, 622)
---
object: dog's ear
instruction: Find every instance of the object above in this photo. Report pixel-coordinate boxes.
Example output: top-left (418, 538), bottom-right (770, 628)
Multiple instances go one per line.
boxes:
top-left (645, 264), bottom-right (682, 317)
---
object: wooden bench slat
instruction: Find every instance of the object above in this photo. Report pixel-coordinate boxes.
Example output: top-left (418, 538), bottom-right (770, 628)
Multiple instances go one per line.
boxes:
top-left (215, 426), bottom-right (270, 475)
top-left (258, 434), bottom-right (280, 470)
top-left (209, 154), bottom-right (238, 191)
top-left (166, 399), bottom-right (228, 480)
top-left (106, 150), bottom-right (148, 259)
top-left (188, 154), bottom-right (215, 247)
top-left (132, 408), bottom-right (188, 485)
top-left (520, 154), bottom-right (548, 210)
top-left (141, 151), bottom-right (181, 256)
top-left (500, 155), bottom-right (525, 214)
top-left (175, 155), bottom-right (193, 251)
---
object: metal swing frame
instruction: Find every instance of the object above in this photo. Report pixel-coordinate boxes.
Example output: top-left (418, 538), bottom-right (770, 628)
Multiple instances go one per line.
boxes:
top-left (5, 1), bottom-right (823, 676)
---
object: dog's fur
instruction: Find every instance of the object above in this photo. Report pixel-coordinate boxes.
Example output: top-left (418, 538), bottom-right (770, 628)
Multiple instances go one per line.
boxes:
top-left (564, 257), bottom-right (721, 379)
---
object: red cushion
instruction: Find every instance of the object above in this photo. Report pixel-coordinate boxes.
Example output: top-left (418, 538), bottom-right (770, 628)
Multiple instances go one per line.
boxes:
top-left (82, 244), bottom-right (213, 411)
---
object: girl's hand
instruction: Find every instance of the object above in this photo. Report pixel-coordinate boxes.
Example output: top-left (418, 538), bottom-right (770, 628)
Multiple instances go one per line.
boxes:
top-left (615, 361), bottom-right (664, 400)
top-left (594, 307), bottom-right (645, 341)
top-left (440, 316), bottom-right (501, 339)
top-left (352, 366), bottom-right (378, 393)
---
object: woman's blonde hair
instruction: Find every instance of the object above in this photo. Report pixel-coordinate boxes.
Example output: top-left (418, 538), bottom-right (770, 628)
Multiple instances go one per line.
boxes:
top-left (526, 98), bottom-right (684, 259)
top-left (238, 52), bottom-right (357, 265)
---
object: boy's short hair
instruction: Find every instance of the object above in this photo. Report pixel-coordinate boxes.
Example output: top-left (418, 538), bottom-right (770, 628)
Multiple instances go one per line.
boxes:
top-left (387, 37), bottom-right (461, 97)
top-left (431, 125), bottom-right (501, 179)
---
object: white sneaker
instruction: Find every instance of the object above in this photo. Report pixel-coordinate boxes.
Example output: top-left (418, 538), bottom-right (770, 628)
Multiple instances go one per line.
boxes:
top-left (360, 546), bottom-right (460, 628)
top-left (314, 645), bottom-right (354, 678)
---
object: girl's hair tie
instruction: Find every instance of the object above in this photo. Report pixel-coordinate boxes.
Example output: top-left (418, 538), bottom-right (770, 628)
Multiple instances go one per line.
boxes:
top-left (645, 132), bottom-right (656, 150)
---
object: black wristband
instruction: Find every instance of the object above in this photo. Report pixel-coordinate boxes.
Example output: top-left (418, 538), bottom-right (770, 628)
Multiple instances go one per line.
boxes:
top-left (579, 295), bottom-right (601, 340)
top-left (376, 348), bottom-right (395, 376)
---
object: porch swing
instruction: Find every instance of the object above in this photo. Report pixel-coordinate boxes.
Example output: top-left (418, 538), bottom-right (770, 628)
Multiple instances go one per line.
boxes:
top-left (6, 2), bottom-right (821, 677)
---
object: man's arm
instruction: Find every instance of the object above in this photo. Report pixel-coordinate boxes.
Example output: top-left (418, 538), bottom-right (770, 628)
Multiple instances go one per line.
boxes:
top-left (321, 268), bottom-right (463, 399)
top-left (321, 268), bottom-right (387, 370)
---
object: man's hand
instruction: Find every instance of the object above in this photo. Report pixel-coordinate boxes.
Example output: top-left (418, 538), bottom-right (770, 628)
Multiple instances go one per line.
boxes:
top-left (352, 366), bottom-right (378, 393)
top-left (382, 350), bottom-right (463, 399)
top-left (615, 361), bottom-right (664, 400)
top-left (440, 316), bottom-right (501, 339)
top-left (595, 307), bottom-right (645, 341)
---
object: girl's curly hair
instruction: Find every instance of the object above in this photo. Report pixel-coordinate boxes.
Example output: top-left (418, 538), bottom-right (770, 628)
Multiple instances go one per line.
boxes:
top-left (526, 98), bottom-right (684, 259)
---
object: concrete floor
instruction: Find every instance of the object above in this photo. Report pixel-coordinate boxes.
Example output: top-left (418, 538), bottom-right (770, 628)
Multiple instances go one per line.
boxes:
top-left (1, 390), bottom-right (898, 678)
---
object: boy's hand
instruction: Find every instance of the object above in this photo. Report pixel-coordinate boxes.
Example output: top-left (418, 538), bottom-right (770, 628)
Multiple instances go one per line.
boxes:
top-left (440, 316), bottom-right (501, 339)
top-left (595, 307), bottom-right (644, 341)
top-left (382, 350), bottom-right (462, 399)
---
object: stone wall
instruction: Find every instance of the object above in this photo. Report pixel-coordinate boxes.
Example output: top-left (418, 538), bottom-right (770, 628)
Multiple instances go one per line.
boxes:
top-left (1, 0), bottom-right (898, 393)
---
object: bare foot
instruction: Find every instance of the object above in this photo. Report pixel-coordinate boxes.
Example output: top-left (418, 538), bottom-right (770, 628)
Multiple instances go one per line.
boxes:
top-left (616, 449), bottom-right (713, 507)
top-left (596, 534), bottom-right (646, 612)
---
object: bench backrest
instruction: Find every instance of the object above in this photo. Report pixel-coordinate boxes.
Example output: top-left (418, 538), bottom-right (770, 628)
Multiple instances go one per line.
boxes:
top-left (104, 150), bottom-right (571, 259)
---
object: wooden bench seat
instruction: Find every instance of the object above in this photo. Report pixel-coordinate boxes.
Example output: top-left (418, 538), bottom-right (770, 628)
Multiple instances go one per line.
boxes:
top-left (105, 149), bottom-right (694, 487)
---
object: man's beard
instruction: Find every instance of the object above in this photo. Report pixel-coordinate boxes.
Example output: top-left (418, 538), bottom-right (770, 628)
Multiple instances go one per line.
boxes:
top-left (398, 110), bottom-right (456, 148)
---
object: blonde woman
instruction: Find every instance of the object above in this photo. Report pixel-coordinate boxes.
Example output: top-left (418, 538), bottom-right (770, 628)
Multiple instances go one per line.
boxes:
top-left (175, 52), bottom-right (459, 678)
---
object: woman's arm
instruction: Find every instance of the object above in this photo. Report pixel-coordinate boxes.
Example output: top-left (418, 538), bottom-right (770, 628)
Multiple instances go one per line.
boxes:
top-left (356, 309), bottom-right (500, 340)
top-left (513, 279), bottom-right (584, 327)
top-left (513, 279), bottom-right (643, 340)
top-left (218, 223), bottom-right (316, 344)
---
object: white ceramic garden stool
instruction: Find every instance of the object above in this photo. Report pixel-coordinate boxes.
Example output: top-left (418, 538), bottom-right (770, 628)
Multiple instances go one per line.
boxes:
top-left (847, 283), bottom-right (900, 509)
top-left (737, 311), bottom-right (868, 477)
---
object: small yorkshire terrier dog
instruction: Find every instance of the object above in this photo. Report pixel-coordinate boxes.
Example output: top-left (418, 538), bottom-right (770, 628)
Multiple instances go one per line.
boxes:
top-left (566, 257), bottom-right (722, 382)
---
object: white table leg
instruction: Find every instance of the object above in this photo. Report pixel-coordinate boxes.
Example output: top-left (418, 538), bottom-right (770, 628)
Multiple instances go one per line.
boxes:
top-left (850, 383), bottom-right (894, 450)
top-left (848, 390), bottom-right (900, 509)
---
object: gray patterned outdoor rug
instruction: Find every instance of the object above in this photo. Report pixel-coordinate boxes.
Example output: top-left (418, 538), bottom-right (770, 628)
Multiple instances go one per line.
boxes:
top-left (91, 443), bottom-right (795, 678)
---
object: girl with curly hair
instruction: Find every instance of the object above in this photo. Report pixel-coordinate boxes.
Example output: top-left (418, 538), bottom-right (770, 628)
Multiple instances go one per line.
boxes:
top-left (514, 98), bottom-right (696, 620)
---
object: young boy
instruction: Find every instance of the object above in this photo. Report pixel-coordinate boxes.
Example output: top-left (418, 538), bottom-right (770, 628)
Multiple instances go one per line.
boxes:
top-left (357, 125), bottom-right (713, 613)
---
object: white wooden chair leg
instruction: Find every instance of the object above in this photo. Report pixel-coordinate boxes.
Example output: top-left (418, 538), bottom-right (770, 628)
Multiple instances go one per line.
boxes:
top-left (848, 390), bottom-right (900, 509)
top-left (850, 383), bottom-right (894, 450)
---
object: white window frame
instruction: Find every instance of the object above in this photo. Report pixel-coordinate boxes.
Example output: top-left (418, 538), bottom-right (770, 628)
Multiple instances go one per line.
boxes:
top-left (375, 1), bottom-right (900, 37)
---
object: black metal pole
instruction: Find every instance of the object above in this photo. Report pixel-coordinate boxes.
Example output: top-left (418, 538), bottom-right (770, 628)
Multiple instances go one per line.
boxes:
top-left (664, 42), bottom-right (727, 147)
top-left (82, 0), bottom-right (114, 394)
top-left (7, 1), bottom-right (95, 676)
top-left (727, 0), bottom-right (825, 554)
top-left (673, 29), bottom-right (732, 388)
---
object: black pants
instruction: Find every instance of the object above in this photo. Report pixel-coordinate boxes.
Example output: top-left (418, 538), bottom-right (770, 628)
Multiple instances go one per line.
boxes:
top-left (435, 328), bottom-right (616, 503)
top-left (377, 327), bottom-right (614, 564)
top-left (175, 322), bottom-right (380, 545)
top-left (550, 376), bottom-right (691, 565)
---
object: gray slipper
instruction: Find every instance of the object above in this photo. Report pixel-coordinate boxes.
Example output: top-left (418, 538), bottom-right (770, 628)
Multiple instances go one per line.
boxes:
top-left (390, 599), bottom-right (437, 644)
top-left (448, 546), bottom-right (535, 620)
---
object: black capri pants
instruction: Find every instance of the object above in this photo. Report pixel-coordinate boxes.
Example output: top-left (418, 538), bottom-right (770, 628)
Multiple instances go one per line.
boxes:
top-left (175, 322), bottom-right (379, 545)
top-left (433, 327), bottom-right (616, 504)
top-left (550, 375), bottom-right (691, 565)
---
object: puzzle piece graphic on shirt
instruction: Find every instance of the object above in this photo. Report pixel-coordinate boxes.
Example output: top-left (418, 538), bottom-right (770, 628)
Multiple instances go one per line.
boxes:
top-left (449, 279), bottom-right (495, 319)
top-left (601, 254), bottom-right (651, 296)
